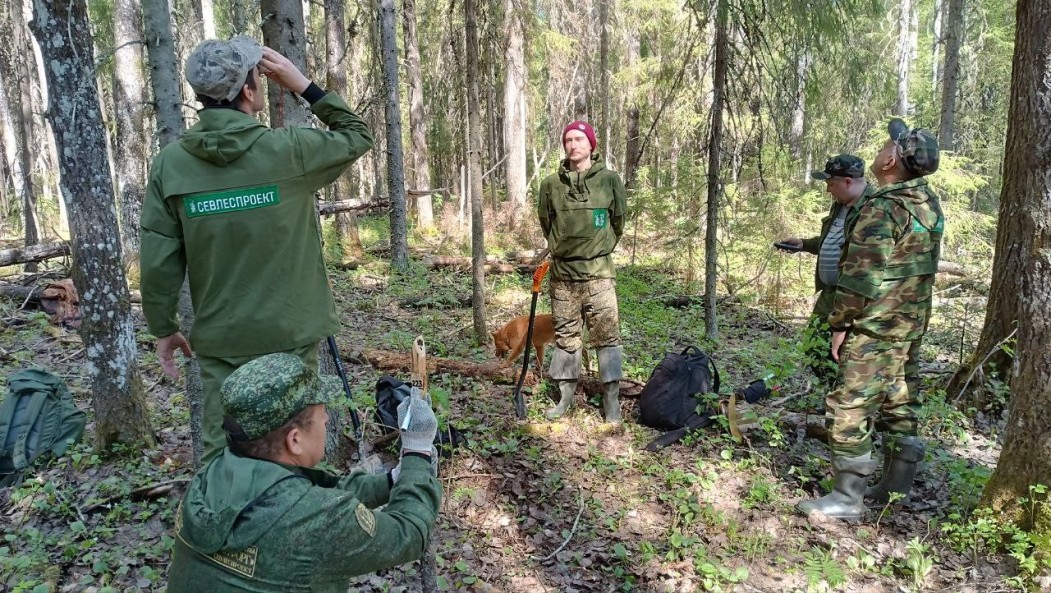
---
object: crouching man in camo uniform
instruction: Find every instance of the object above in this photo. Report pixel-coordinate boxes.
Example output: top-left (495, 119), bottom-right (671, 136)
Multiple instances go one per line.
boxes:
top-left (538, 121), bottom-right (628, 423)
top-left (167, 354), bottom-right (441, 591)
top-left (797, 119), bottom-right (943, 520)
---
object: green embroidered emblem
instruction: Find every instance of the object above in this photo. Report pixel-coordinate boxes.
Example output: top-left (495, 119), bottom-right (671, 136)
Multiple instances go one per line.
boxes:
top-left (184, 185), bottom-right (280, 218)
top-left (912, 215), bottom-right (944, 233)
top-left (593, 209), bottom-right (607, 229)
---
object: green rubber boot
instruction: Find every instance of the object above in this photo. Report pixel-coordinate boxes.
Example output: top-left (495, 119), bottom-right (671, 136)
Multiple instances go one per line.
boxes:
top-left (546, 380), bottom-right (576, 420)
top-left (602, 381), bottom-right (622, 424)
top-left (866, 436), bottom-right (925, 505)
top-left (797, 454), bottom-right (875, 520)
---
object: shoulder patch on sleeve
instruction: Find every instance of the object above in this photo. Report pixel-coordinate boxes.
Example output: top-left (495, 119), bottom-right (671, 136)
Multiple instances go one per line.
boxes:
top-left (355, 503), bottom-right (377, 537)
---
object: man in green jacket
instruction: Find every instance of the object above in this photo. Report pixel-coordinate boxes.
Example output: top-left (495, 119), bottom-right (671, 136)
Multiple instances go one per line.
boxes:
top-left (537, 121), bottom-right (628, 423)
top-left (779, 154), bottom-right (871, 386)
top-left (797, 119), bottom-right (943, 520)
top-left (139, 36), bottom-right (373, 461)
top-left (167, 353), bottom-right (441, 591)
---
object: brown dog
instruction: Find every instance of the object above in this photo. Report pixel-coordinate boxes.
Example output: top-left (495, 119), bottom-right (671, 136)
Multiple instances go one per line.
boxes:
top-left (492, 314), bottom-right (554, 371)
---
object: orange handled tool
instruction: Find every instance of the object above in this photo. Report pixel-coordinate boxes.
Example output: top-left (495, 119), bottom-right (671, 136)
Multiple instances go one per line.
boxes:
top-left (514, 261), bottom-right (551, 418)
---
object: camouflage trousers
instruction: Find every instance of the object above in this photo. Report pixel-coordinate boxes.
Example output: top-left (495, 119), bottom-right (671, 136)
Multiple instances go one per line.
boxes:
top-left (826, 332), bottom-right (922, 457)
top-left (550, 278), bottom-right (621, 352)
top-left (197, 342), bottom-right (318, 463)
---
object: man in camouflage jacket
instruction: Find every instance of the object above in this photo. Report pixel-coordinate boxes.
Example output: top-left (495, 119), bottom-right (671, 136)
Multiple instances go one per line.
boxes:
top-left (167, 354), bottom-right (441, 591)
top-left (538, 121), bottom-right (628, 424)
top-left (797, 119), bottom-right (943, 520)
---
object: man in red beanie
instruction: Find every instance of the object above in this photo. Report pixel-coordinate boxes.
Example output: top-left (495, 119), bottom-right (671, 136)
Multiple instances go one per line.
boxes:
top-left (537, 121), bottom-right (628, 424)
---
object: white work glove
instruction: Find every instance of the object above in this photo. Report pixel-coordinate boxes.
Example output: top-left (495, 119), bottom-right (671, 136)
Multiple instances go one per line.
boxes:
top-left (397, 396), bottom-right (438, 454)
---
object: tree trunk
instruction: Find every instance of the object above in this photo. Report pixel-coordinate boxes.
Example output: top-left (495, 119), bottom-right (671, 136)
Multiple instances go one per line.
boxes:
top-left (502, 0), bottom-right (527, 211)
top-left (403, 0), bottom-right (434, 228)
top-left (703, 0), bottom-right (728, 340)
top-left (623, 31), bottom-right (641, 189)
top-left (0, 17), bottom-right (26, 219)
top-left (979, 0), bottom-right (1051, 537)
top-left (11, 0), bottom-right (40, 272)
top-left (260, 0), bottom-right (310, 128)
top-left (30, 0), bottom-right (155, 450)
top-left (597, 0), bottom-right (610, 164)
top-left (789, 53), bottom-right (809, 162)
top-left (466, 0), bottom-right (488, 343)
top-left (931, 0), bottom-right (942, 90)
top-left (230, 0), bottom-right (250, 34)
top-left (938, 0), bottom-right (964, 150)
top-left (325, 0), bottom-right (365, 259)
top-left (895, 0), bottom-right (914, 116)
top-left (201, 0), bottom-right (216, 38)
top-left (378, 0), bottom-right (408, 270)
top-left (112, 0), bottom-right (148, 263)
top-left (144, 0), bottom-right (203, 465)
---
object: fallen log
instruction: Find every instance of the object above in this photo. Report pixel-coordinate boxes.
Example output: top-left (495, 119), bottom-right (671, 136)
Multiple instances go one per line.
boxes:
top-left (0, 242), bottom-right (71, 267)
top-left (0, 283), bottom-right (45, 304)
top-left (399, 294), bottom-right (473, 309)
top-left (358, 348), bottom-right (645, 397)
top-left (317, 199), bottom-right (391, 216)
top-left (422, 255), bottom-right (537, 275)
top-left (938, 260), bottom-right (967, 277)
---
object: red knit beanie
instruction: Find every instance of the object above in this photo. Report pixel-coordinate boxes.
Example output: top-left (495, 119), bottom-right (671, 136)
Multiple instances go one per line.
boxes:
top-left (562, 121), bottom-right (597, 151)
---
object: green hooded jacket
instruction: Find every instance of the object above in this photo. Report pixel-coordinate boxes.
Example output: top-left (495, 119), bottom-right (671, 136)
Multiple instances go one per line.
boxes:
top-left (167, 450), bottom-right (441, 592)
top-left (800, 185), bottom-right (874, 293)
top-left (139, 93), bottom-right (373, 357)
top-left (828, 178), bottom-right (944, 341)
top-left (537, 158), bottom-right (627, 280)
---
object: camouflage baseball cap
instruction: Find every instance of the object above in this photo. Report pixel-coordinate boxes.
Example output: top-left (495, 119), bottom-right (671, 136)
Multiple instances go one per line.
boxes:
top-left (811, 154), bottom-right (865, 180)
top-left (220, 353), bottom-right (342, 441)
top-left (185, 35), bottom-right (262, 102)
top-left (888, 118), bottom-right (940, 176)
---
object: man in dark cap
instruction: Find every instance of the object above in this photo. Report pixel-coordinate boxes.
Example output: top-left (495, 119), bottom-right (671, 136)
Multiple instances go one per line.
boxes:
top-left (779, 154), bottom-right (872, 386)
top-left (537, 121), bottom-right (629, 424)
top-left (167, 354), bottom-right (441, 591)
top-left (139, 36), bottom-right (374, 462)
top-left (797, 119), bottom-right (943, 520)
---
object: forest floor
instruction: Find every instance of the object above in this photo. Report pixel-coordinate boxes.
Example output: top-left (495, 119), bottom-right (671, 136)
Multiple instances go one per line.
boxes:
top-left (0, 232), bottom-right (1037, 593)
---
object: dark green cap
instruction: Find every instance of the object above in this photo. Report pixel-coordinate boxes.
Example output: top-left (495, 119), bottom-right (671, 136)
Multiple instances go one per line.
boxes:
top-left (221, 353), bottom-right (342, 441)
top-left (811, 154), bottom-right (865, 180)
top-left (888, 118), bottom-right (939, 176)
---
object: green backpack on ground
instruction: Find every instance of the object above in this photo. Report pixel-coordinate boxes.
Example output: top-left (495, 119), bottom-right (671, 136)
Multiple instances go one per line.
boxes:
top-left (0, 368), bottom-right (86, 488)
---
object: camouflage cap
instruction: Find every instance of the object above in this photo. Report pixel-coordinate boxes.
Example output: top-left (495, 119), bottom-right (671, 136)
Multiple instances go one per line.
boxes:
top-left (888, 118), bottom-right (940, 176)
top-left (185, 35), bottom-right (262, 102)
top-left (811, 154), bottom-right (866, 180)
top-left (220, 353), bottom-right (341, 441)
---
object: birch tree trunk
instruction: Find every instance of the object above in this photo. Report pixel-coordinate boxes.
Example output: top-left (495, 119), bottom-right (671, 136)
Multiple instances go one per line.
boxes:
top-left (466, 0), bottom-right (488, 343)
top-left (503, 0), bottom-right (527, 211)
top-left (939, 0), bottom-right (964, 150)
top-left (260, 0), bottom-right (310, 127)
top-left (979, 0), bottom-right (1051, 536)
top-left (112, 0), bottom-right (148, 263)
top-left (403, 0), bottom-right (434, 228)
top-left (30, 0), bottom-right (155, 449)
top-left (379, 0), bottom-right (408, 270)
top-left (895, 0), bottom-right (914, 116)
top-left (11, 0), bottom-right (40, 271)
top-left (703, 0), bottom-right (728, 340)
top-left (325, 0), bottom-right (365, 258)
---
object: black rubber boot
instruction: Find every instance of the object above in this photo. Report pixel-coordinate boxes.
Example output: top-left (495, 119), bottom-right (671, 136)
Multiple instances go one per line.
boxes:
top-left (865, 436), bottom-right (925, 504)
top-left (797, 454), bottom-right (875, 520)
top-left (546, 380), bottom-right (576, 420)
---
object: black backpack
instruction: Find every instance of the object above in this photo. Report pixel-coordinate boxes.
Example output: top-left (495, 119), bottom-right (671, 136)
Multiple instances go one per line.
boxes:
top-left (638, 346), bottom-right (720, 451)
top-left (374, 376), bottom-right (464, 456)
top-left (0, 369), bottom-right (86, 487)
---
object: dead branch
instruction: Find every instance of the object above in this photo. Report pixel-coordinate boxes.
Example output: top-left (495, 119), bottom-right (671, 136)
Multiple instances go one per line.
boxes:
top-left (317, 199), bottom-right (391, 216)
top-left (83, 478), bottom-right (191, 514)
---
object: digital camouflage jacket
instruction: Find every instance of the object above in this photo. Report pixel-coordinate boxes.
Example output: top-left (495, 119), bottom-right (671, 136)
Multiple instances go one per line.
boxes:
top-left (166, 450), bottom-right (441, 592)
top-left (828, 178), bottom-right (943, 341)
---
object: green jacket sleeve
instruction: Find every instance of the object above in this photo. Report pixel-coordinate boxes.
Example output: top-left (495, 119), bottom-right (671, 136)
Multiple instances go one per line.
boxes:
top-left (139, 164), bottom-right (185, 338)
top-left (312, 455), bottom-right (441, 579)
top-left (294, 93), bottom-right (374, 192)
top-left (538, 177), bottom-right (552, 238)
top-left (335, 469), bottom-right (393, 509)
top-left (611, 173), bottom-right (627, 239)
top-left (800, 236), bottom-right (821, 254)
top-left (827, 200), bottom-right (896, 330)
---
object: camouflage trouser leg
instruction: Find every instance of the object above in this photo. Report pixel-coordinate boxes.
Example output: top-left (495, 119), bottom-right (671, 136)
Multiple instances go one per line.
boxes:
top-left (550, 278), bottom-right (621, 352)
top-left (803, 288), bottom-right (837, 387)
top-left (903, 338), bottom-right (923, 412)
top-left (197, 342), bottom-right (319, 463)
top-left (826, 332), bottom-right (915, 458)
